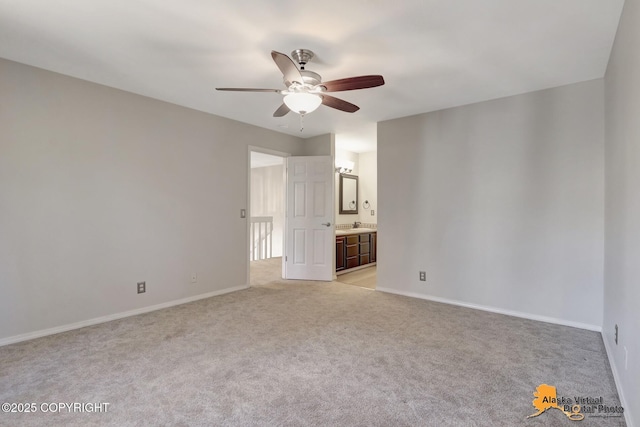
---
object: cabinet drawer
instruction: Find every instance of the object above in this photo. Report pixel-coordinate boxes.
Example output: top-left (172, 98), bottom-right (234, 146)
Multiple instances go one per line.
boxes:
top-left (359, 233), bottom-right (370, 243)
top-left (346, 244), bottom-right (359, 258)
top-left (346, 235), bottom-right (359, 245)
top-left (346, 257), bottom-right (359, 269)
top-left (359, 254), bottom-right (370, 265)
top-left (359, 242), bottom-right (370, 254)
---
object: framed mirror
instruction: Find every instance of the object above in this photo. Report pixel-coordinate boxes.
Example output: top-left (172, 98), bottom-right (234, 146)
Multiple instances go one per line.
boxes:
top-left (339, 174), bottom-right (358, 214)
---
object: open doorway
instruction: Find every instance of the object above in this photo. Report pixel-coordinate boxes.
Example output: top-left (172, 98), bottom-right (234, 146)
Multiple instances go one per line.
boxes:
top-left (248, 149), bottom-right (287, 286)
top-left (248, 148), bottom-right (335, 286)
top-left (333, 125), bottom-right (378, 290)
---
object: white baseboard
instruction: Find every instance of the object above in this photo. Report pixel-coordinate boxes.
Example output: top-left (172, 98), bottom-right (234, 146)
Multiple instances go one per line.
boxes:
top-left (602, 334), bottom-right (634, 427)
top-left (336, 262), bottom-right (377, 276)
top-left (375, 287), bottom-right (602, 332)
top-left (0, 285), bottom-right (249, 347)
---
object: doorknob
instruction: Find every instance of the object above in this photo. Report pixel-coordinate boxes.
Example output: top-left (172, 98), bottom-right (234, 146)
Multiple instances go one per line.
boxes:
top-left (322, 222), bottom-right (332, 227)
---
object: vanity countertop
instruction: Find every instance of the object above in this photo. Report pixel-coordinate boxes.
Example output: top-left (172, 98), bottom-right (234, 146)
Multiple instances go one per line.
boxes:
top-left (336, 228), bottom-right (377, 236)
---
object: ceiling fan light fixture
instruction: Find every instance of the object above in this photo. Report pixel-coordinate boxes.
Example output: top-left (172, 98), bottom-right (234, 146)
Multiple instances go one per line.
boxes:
top-left (283, 92), bottom-right (322, 115)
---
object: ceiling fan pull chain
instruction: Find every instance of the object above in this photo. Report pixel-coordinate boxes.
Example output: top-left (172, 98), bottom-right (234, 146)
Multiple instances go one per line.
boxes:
top-left (299, 113), bottom-right (305, 132)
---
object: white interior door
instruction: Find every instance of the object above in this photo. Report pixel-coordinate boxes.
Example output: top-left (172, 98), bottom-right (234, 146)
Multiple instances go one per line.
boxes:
top-left (284, 156), bottom-right (334, 281)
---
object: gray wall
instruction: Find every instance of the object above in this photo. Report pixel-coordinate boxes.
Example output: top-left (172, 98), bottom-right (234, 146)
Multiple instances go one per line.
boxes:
top-left (301, 133), bottom-right (334, 156)
top-left (0, 58), bottom-right (308, 341)
top-left (358, 151), bottom-right (377, 225)
top-left (604, 0), bottom-right (640, 422)
top-left (378, 79), bottom-right (605, 329)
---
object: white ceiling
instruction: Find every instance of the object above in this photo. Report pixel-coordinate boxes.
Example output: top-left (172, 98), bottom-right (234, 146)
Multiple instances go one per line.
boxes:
top-left (0, 0), bottom-right (624, 139)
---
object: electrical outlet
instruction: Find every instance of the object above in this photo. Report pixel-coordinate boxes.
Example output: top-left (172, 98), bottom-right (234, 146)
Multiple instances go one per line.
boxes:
top-left (191, 273), bottom-right (198, 283)
top-left (137, 281), bottom-right (146, 294)
top-left (419, 271), bottom-right (426, 281)
top-left (371, 209), bottom-right (375, 216)
top-left (615, 324), bottom-right (618, 345)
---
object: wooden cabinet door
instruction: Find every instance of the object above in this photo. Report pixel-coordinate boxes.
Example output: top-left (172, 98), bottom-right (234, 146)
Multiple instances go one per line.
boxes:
top-left (370, 232), bottom-right (376, 262)
top-left (336, 237), bottom-right (345, 271)
top-left (359, 233), bottom-right (370, 266)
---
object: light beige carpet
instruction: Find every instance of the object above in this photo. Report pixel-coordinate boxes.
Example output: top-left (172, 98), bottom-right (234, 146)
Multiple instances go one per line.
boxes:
top-left (250, 256), bottom-right (284, 286)
top-left (0, 277), bottom-right (625, 426)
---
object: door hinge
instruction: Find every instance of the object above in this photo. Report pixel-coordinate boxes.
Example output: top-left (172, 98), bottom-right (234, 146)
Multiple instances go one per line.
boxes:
top-left (285, 256), bottom-right (287, 261)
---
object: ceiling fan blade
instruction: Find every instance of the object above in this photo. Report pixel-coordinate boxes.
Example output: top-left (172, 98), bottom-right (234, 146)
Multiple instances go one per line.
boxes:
top-left (321, 75), bottom-right (385, 92)
top-left (321, 95), bottom-right (360, 113)
top-left (216, 88), bottom-right (280, 92)
top-left (273, 103), bottom-right (290, 117)
top-left (271, 51), bottom-right (303, 85)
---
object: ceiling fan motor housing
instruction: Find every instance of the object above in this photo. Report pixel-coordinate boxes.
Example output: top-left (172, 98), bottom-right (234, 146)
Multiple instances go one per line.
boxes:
top-left (301, 70), bottom-right (321, 86)
top-left (284, 70), bottom-right (322, 89)
top-left (291, 49), bottom-right (314, 68)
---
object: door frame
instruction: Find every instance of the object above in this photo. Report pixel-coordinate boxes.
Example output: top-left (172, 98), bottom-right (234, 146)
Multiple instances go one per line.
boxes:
top-left (247, 146), bottom-right (290, 286)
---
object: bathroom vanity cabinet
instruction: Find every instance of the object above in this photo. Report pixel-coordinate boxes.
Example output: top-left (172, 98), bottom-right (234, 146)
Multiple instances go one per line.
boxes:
top-left (336, 230), bottom-right (377, 273)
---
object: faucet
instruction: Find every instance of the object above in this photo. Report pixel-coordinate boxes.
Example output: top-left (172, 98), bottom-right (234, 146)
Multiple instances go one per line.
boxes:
top-left (353, 221), bottom-right (361, 229)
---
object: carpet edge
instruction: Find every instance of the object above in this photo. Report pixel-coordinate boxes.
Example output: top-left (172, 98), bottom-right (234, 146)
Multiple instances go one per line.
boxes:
top-left (375, 287), bottom-right (602, 332)
top-left (0, 285), bottom-right (250, 347)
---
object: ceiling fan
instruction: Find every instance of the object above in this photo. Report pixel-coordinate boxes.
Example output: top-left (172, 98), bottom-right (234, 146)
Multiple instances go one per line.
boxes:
top-left (216, 49), bottom-right (385, 117)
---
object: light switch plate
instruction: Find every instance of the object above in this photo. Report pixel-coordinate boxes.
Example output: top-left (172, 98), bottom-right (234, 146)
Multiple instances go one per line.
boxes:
top-left (240, 209), bottom-right (246, 218)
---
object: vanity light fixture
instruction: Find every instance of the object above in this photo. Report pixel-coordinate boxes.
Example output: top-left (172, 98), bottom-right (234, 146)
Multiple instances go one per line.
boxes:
top-left (335, 159), bottom-right (354, 174)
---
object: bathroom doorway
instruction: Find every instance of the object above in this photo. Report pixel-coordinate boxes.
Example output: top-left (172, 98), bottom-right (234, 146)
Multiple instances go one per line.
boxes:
top-left (248, 148), bottom-right (287, 286)
top-left (334, 125), bottom-right (378, 290)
